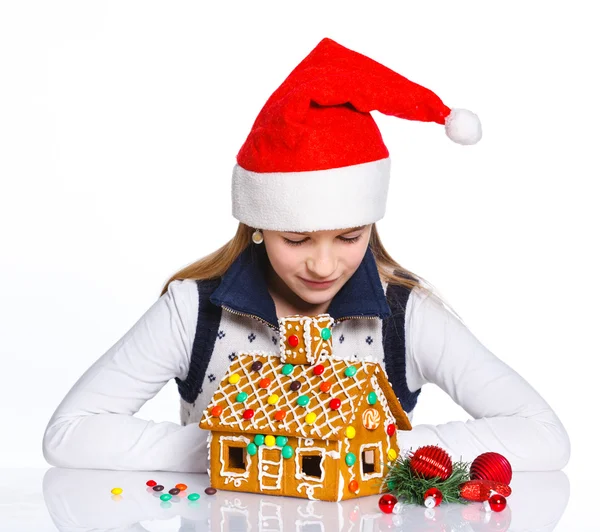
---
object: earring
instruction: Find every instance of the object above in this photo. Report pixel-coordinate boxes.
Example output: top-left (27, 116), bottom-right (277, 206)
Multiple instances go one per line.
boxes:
top-left (252, 229), bottom-right (264, 244)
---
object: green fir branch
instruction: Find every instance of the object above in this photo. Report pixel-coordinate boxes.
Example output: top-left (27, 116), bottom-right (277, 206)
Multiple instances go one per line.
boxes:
top-left (381, 454), bottom-right (472, 505)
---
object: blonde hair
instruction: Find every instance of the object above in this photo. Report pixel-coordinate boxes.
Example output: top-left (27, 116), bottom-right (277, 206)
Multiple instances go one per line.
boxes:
top-left (159, 222), bottom-right (463, 322)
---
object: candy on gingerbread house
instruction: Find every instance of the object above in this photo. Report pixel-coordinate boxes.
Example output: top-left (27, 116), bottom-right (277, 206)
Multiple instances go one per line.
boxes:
top-left (199, 313), bottom-right (412, 501)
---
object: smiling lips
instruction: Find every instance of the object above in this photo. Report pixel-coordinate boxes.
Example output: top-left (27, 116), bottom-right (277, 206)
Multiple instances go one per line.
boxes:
top-left (300, 277), bottom-right (337, 289)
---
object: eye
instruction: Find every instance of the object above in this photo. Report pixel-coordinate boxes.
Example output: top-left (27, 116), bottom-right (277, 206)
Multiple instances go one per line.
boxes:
top-left (283, 235), bottom-right (361, 246)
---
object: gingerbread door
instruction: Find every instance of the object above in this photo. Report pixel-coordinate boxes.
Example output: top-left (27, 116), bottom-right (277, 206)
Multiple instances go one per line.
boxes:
top-left (258, 447), bottom-right (284, 493)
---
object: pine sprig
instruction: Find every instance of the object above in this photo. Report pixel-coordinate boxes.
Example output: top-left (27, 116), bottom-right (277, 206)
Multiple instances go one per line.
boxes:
top-left (381, 453), bottom-right (472, 505)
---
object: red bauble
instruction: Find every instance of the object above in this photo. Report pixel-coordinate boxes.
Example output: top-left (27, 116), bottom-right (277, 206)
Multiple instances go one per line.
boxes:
top-left (423, 487), bottom-right (443, 508)
top-left (489, 494), bottom-right (507, 512)
top-left (409, 445), bottom-right (453, 481)
top-left (470, 452), bottom-right (512, 485)
top-left (460, 479), bottom-right (511, 501)
top-left (378, 494), bottom-right (397, 514)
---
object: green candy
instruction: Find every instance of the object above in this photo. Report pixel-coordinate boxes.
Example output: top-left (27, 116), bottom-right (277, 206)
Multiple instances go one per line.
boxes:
top-left (254, 434), bottom-right (265, 446)
top-left (321, 327), bottom-right (331, 341)
top-left (297, 395), bottom-right (310, 407)
top-left (367, 391), bottom-right (378, 405)
top-left (344, 366), bottom-right (357, 377)
top-left (187, 492), bottom-right (200, 501)
top-left (345, 452), bottom-right (356, 466)
top-left (282, 445), bottom-right (294, 459)
top-left (236, 392), bottom-right (248, 402)
top-left (247, 443), bottom-right (258, 456)
top-left (160, 493), bottom-right (172, 501)
top-left (282, 364), bottom-right (294, 376)
top-left (275, 436), bottom-right (288, 447)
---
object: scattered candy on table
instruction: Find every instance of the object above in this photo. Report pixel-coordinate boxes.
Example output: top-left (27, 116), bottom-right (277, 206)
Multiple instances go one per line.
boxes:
top-left (110, 487), bottom-right (123, 495)
top-left (152, 485), bottom-right (164, 492)
top-left (160, 493), bottom-right (172, 502)
top-left (188, 492), bottom-right (200, 501)
top-left (175, 483), bottom-right (187, 491)
top-left (146, 480), bottom-right (157, 487)
top-left (205, 487), bottom-right (217, 495)
top-left (169, 488), bottom-right (180, 495)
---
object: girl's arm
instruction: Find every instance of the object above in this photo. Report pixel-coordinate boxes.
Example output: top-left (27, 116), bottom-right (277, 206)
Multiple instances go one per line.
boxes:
top-left (401, 288), bottom-right (571, 471)
top-left (42, 279), bottom-right (208, 472)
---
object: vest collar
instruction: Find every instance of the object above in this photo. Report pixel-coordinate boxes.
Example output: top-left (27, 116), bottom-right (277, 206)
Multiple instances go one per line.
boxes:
top-left (209, 243), bottom-right (391, 329)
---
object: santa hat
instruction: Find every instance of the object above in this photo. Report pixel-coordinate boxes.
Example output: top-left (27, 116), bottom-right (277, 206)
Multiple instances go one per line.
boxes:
top-left (232, 37), bottom-right (481, 233)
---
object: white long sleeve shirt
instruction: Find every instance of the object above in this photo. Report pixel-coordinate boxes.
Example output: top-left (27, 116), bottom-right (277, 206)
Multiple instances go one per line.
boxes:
top-left (42, 279), bottom-right (571, 473)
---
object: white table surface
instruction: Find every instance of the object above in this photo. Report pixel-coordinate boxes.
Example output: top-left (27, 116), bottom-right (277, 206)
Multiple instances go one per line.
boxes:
top-left (0, 467), bottom-right (577, 531)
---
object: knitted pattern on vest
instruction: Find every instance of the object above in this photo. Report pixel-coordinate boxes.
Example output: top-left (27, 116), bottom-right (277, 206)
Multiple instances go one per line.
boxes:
top-left (177, 275), bottom-right (421, 426)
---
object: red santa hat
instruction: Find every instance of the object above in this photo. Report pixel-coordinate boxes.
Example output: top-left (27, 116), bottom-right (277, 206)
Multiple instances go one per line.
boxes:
top-left (232, 37), bottom-right (481, 233)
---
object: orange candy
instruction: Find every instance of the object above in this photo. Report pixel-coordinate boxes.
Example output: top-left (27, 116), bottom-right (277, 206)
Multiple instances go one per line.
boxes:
top-left (175, 483), bottom-right (187, 491)
top-left (274, 410), bottom-right (287, 421)
top-left (211, 405), bottom-right (223, 417)
top-left (319, 381), bottom-right (332, 393)
top-left (349, 480), bottom-right (359, 493)
top-left (259, 378), bottom-right (271, 389)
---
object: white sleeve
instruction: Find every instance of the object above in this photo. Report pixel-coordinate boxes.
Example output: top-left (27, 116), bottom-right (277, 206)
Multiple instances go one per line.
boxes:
top-left (42, 279), bottom-right (209, 473)
top-left (401, 288), bottom-right (571, 471)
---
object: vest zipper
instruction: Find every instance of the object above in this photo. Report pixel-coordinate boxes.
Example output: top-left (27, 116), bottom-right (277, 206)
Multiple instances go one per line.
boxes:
top-left (221, 305), bottom-right (379, 331)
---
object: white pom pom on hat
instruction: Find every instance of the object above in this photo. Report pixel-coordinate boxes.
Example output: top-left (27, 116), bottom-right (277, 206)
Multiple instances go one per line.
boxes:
top-left (445, 108), bottom-right (482, 145)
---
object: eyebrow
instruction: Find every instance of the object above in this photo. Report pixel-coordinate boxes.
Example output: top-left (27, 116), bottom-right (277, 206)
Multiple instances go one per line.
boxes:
top-left (286, 225), bottom-right (368, 236)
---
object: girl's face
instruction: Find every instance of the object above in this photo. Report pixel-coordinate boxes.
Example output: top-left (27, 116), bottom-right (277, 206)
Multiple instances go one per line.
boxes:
top-left (262, 224), bottom-right (372, 306)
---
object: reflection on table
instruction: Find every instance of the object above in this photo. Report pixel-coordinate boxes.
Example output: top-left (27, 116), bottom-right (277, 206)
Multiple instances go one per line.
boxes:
top-left (43, 467), bottom-right (569, 531)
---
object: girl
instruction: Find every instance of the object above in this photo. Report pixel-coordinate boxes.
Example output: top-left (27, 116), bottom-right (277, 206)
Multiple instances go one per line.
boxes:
top-left (43, 37), bottom-right (570, 474)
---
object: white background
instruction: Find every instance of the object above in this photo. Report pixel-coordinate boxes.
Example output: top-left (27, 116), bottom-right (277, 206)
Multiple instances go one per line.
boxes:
top-left (1, 0), bottom-right (598, 527)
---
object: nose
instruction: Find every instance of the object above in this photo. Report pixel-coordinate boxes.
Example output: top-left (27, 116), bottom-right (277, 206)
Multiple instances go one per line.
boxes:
top-left (306, 246), bottom-right (337, 279)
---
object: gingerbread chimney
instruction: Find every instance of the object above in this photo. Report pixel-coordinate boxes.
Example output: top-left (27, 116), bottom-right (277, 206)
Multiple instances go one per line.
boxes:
top-left (278, 314), bottom-right (334, 365)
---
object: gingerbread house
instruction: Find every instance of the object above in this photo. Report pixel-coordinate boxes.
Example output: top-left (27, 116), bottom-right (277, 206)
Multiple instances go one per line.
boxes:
top-left (199, 313), bottom-right (412, 502)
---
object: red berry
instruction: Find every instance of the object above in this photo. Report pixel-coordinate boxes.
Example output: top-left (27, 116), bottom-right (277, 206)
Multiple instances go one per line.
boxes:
top-left (489, 494), bottom-right (507, 512)
top-left (378, 494), bottom-right (397, 514)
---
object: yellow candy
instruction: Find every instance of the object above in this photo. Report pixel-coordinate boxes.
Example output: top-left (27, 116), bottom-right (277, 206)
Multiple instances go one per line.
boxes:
top-left (387, 448), bottom-right (397, 461)
top-left (111, 487), bottom-right (123, 495)
top-left (228, 373), bottom-right (240, 385)
top-left (265, 435), bottom-right (276, 447)
top-left (345, 426), bottom-right (356, 439)
top-left (305, 412), bottom-right (317, 425)
top-left (267, 394), bottom-right (280, 405)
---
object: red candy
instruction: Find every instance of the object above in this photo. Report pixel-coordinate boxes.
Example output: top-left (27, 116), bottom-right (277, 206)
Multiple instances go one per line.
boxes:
top-left (146, 480), bottom-right (157, 487)
top-left (288, 335), bottom-right (299, 347)
top-left (386, 424), bottom-right (396, 437)
top-left (274, 410), bottom-right (287, 421)
top-left (259, 378), bottom-right (271, 389)
top-left (243, 409), bottom-right (255, 419)
top-left (348, 480), bottom-right (359, 493)
top-left (319, 381), bottom-right (332, 393)
top-left (313, 364), bottom-right (324, 376)
top-left (329, 398), bottom-right (341, 410)
top-left (175, 483), bottom-right (187, 491)
top-left (211, 405), bottom-right (223, 417)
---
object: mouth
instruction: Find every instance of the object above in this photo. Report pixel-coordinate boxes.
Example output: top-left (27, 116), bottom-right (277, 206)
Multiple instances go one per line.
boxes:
top-left (299, 277), bottom-right (338, 289)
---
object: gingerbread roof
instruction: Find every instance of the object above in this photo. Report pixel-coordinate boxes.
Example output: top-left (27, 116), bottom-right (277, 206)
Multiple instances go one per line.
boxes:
top-left (199, 351), bottom-right (412, 441)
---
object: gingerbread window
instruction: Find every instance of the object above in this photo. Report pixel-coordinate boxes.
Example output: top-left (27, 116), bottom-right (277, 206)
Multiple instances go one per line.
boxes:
top-left (361, 443), bottom-right (382, 479)
top-left (297, 451), bottom-right (324, 481)
top-left (224, 442), bottom-right (247, 473)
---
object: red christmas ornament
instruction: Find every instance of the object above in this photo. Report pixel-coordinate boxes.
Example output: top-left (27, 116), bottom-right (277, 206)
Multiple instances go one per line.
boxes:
top-left (386, 424), bottom-right (396, 437)
top-left (378, 494), bottom-right (397, 514)
top-left (489, 494), bottom-right (507, 512)
top-left (288, 334), bottom-right (299, 347)
top-left (470, 452), bottom-right (512, 485)
top-left (423, 487), bottom-right (443, 508)
top-left (460, 481), bottom-right (491, 502)
top-left (409, 445), bottom-right (453, 481)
